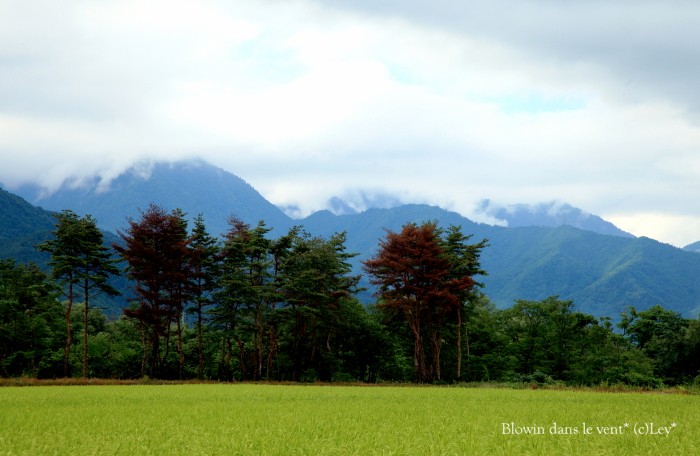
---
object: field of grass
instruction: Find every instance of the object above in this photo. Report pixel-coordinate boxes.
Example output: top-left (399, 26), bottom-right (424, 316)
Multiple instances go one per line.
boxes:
top-left (0, 383), bottom-right (698, 455)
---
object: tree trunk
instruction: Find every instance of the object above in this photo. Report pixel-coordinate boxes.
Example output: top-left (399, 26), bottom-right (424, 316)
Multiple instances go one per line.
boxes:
top-left (465, 324), bottom-right (472, 380)
top-left (254, 303), bottom-right (263, 380)
top-left (408, 311), bottom-right (428, 383)
top-left (150, 329), bottom-right (160, 378)
top-left (410, 323), bottom-right (427, 383)
top-left (225, 337), bottom-right (233, 381)
top-left (414, 335), bottom-right (427, 383)
top-left (197, 301), bottom-right (203, 379)
top-left (140, 322), bottom-right (147, 378)
top-left (176, 310), bottom-right (184, 380)
top-left (266, 325), bottom-right (278, 380)
top-left (161, 316), bottom-right (171, 377)
top-left (82, 279), bottom-right (89, 380)
top-left (64, 279), bottom-right (74, 378)
top-left (431, 329), bottom-right (442, 382)
top-left (236, 337), bottom-right (247, 379)
top-left (456, 305), bottom-right (462, 382)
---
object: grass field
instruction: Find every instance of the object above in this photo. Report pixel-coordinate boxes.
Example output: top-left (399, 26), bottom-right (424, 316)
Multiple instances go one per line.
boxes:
top-left (0, 383), bottom-right (698, 455)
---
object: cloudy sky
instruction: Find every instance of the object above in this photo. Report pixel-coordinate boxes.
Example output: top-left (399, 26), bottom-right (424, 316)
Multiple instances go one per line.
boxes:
top-left (2, 0), bottom-right (700, 246)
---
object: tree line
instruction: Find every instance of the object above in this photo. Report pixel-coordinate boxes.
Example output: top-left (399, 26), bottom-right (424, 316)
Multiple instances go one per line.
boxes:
top-left (1, 205), bottom-right (700, 387)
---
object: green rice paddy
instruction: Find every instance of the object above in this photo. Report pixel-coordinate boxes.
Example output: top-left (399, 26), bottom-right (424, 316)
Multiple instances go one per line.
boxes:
top-left (0, 384), bottom-right (698, 455)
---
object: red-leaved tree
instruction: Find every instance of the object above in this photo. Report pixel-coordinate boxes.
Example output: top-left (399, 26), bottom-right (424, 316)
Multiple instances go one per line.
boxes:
top-left (114, 204), bottom-right (192, 379)
top-left (363, 222), bottom-right (478, 383)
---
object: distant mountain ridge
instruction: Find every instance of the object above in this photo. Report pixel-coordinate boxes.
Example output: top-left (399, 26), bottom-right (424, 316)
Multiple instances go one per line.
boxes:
top-left (298, 205), bottom-right (700, 319)
top-left (684, 241), bottom-right (700, 253)
top-left (476, 199), bottom-right (634, 238)
top-left (4, 158), bottom-right (700, 320)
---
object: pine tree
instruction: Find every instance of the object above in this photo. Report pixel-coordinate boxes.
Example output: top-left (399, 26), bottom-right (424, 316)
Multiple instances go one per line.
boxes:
top-left (38, 210), bottom-right (82, 377)
top-left (76, 215), bottom-right (120, 379)
top-left (114, 204), bottom-right (192, 379)
top-left (438, 225), bottom-right (488, 381)
top-left (189, 215), bottom-right (220, 379)
top-left (39, 210), bottom-right (119, 378)
top-left (278, 230), bottom-right (360, 381)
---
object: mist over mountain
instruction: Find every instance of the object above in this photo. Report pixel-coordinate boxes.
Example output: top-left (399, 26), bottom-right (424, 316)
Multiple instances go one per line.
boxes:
top-left (476, 199), bottom-right (635, 238)
top-left (326, 192), bottom-right (405, 216)
top-left (14, 159), bottom-right (293, 238)
top-left (4, 158), bottom-right (699, 320)
top-left (684, 241), bottom-right (700, 253)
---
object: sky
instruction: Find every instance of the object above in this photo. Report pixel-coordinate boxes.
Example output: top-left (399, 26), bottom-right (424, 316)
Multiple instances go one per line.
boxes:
top-left (2, 0), bottom-right (700, 247)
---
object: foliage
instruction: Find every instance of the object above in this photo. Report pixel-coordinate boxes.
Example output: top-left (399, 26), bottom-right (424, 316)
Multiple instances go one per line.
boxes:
top-left (37, 210), bottom-right (121, 378)
top-left (3, 198), bottom-right (700, 387)
top-left (188, 214), bottom-right (221, 379)
top-left (113, 204), bottom-right (192, 378)
top-left (0, 260), bottom-right (63, 378)
top-left (619, 305), bottom-right (695, 384)
top-left (0, 188), bottom-right (55, 265)
top-left (364, 222), bottom-right (483, 383)
top-left (7, 178), bottom-right (700, 320)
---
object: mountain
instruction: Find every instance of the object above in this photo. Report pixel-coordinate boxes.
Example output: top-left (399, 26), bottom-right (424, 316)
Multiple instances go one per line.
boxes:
top-left (684, 241), bottom-right (700, 253)
top-left (326, 192), bottom-right (405, 215)
top-left (299, 205), bottom-right (700, 319)
top-left (476, 199), bottom-right (634, 238)
top-left (0, 187), bottom-right (56, 264)
top-left (5, 159), bottom-right (700, 320)
top-left (14, 159), bottom-right (293, 238)
top-left (0, 187), bottom-right (131, 317)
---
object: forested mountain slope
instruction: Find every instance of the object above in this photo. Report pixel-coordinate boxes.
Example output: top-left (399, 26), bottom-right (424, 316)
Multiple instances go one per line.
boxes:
top-left (5, 161), bottom-right (700, 320)
top-left (0, 188), bottom-right (54, 264)
top-left (299, 205), bottom-right (700, 318)
top-left (0, 187), bottom-right (129, 316)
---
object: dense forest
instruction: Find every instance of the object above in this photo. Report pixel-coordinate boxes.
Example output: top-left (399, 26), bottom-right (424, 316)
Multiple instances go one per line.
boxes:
top-left (2, 205), bottom-right (700, 387)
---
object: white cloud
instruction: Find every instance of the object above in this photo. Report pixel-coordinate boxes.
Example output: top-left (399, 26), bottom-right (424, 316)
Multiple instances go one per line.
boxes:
top-left (609, 213), bottom-right (700, 248)
top-left (1, 0), bottom-right (700, 247)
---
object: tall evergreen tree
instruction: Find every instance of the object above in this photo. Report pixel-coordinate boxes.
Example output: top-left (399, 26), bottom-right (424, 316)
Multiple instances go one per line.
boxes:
top-left (279, 230), bottom-right (360, 381)
top-left (438, 226), bottom-right (488, 381)
top-left (189, 215), bottom-right (221, 379)
top-left (37, 210), bottom-right (83, 377)
top-left (38, 210), bottom-right (119, 378)
top-left (212, 218), bottom-right (275, 380)
top-left (0, 260), bottom-right (62, 378)
top-left (75, 215), bottom-right (120, 379)
top-left (114, 204), bottom-right (192, 379)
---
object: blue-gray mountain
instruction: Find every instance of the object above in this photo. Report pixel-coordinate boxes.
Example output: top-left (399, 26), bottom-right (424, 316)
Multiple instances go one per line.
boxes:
top-left (684, 241), bottom-right (700, 253)
top-left (4, 159), bottom-right (700, 319)
top-left (476, 199), bottom-right (634, 238)
top-left (0, 187), bottom-right (128, 317)
top-left (300, 205), bottom-right (700, 319)
top-left (14, 159), bottom-right (293, 238)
